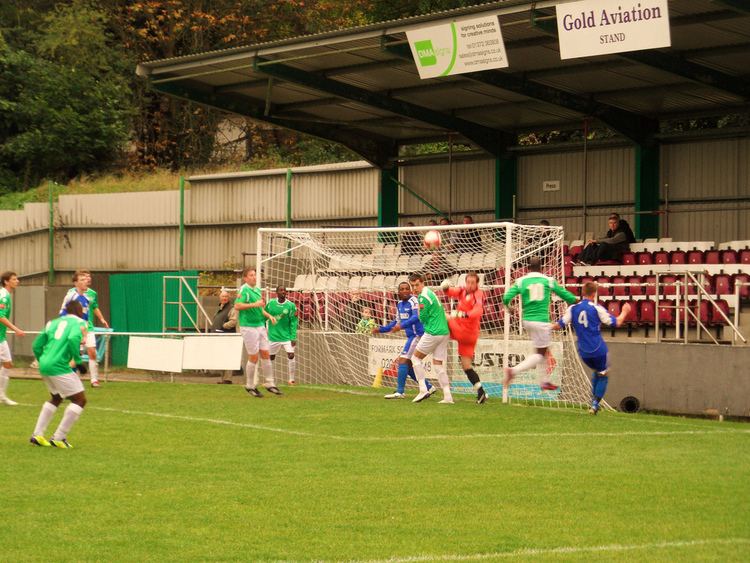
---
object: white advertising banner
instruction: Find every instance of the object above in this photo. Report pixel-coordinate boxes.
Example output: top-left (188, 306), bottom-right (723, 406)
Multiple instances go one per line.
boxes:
top-left (406, 14), bottom-right (508, 79)
top-left (556, 0), bottom-right (670, 60)
top-left (368, 337), bottom-right (564, 384)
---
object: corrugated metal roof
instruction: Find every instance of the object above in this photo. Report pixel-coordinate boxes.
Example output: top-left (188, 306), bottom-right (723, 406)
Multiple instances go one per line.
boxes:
top-left (188, 160), bottom-right (373, 182)
top-left (139, 0), bottom-right (750, 165)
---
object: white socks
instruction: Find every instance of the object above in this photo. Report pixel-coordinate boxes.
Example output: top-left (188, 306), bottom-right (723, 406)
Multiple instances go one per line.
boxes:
top-left (512, 353), bottom-right (545, 375)
top-left (0, 366), bottom-right (9, 398)
top-left (411, 356), bottom-right (428, 393)
top-left (287, 358), bottom-right (296, 381)
top-left (246, 360), bottom-right (257, 388)
top-left (34, 402), bottom-right (58, 436)
top-left (88, 360), bottom-right (99, 383)
top-left (52, 403), bottom-right (84, 440)
top-left (434, 364), bottom-right (452, 401)
top-left (261, 359), bottom-right (274, 386)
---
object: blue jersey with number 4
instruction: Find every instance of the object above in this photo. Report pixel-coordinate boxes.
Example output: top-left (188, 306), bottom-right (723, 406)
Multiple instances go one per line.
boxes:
top-left (559, 300), bottom-right (616, 357)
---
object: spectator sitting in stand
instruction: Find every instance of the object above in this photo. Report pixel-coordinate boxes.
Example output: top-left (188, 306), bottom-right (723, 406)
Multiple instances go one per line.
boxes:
top-left (438, 217), bottom-right (455, 250)
top-left (455, 215), bottom-right (482, 254)
top-left (578, 213), bottom-right (636, 265)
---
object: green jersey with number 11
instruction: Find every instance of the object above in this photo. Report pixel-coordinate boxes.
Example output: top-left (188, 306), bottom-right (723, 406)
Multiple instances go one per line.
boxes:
top-left (502, 272), bottom-right (577, 322)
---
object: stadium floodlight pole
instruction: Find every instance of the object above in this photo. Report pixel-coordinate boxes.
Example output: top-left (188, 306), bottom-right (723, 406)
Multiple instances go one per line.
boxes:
top-left (48, 180), bottom-right (55, 285)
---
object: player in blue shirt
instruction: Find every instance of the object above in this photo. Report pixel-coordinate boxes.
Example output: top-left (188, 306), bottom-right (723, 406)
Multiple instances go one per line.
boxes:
top-left (552, 281), bottom-right (631, 414)
top-left (373, 282), bottom-right (435, 399)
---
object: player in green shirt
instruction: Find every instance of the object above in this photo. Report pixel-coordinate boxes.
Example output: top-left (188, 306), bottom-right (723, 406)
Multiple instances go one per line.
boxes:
top-left (0, 271), bottom-right (25, 406)
top-left (234, 267), bottom-right (280, 397)
top-left (265, 286), bottom-right (299, 385)
top-left (409, 272), bottom-right (452, 404)
top-left (29, 299), bottom-right (89, 448)
top-left (501, 257), bottom-right (578, 392)
top-left (59, 270), bottom-right (108, 388)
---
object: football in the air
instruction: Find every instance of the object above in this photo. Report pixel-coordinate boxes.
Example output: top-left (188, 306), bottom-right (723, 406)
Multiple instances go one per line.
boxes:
top-left (424, 230), bottom-right (441, 249)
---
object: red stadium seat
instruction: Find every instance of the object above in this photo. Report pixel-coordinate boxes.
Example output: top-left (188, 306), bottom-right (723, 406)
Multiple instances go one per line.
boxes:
top-left (623, 300), bottom-right (639, 324)
top-left (687, 299), bottom-right (710, 327)
top-left (657, 299), bottom-right (675, 325)
top-left (569, 244), bottom-right (583, 258)
top-left (721, 250), bottom-right (738, 264)
top-left (704, 250), bottom-right (720, 264)
top-left (687, 250), bottom-right (704, 265)
top-left (710, 299), bottom-right (731, 325)
top-left (606, 300), bottom-right (621, 320)
top-left (564, 255), bottom-right (573, 277)
top-left (596, 276), bottom-right (612, 297)
top-left (612, 275), bottom-right (628, 297)
top-left (740, 249), bottom-right (750, 265)
top-left (637, 251), bottom-right (653, 265)
top-left (670, 250), bottom-right (686, 265)
top-left (732, 273), bottom-right (750, 301)
top-left (654, 251), bottom-right (669, 265)
top-left (660, 275), bottom-right (678, 296)
top-left (621, 252), bottom-right (636, 266)
top-left (713, 274), bottom-right (732, 296)
top-left (639, 300), bottom-right (656, 326)
top-left (566, 276), bottom-right (581, 297)
top-left (627, 275), bottom-right (644, 297)
top-left (644, 275), bottom-right (657, 296)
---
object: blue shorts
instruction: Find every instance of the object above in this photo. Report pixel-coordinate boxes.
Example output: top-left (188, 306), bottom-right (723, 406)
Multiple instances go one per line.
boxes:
top-left (581, 353), bottom-right (609, 374)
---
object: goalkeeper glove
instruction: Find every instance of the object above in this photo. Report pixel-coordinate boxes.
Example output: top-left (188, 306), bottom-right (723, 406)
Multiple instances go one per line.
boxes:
top-left (75, 363), bottom-right (88, 375)
top-left (439, 279), bottom-right (452, 290)
top-left (450, 310), bottom-right (467, 319)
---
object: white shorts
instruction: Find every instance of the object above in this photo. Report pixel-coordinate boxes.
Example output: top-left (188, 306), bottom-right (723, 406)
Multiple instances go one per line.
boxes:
top-left (399, 336), bottom-right (420, 360)
top-left (85, 331), bottom-right (96, 349)
top-left (269, 341), bottom-right (295, 355)
top-left (523, 320), bottom-right (552, 348)
top-left (240, 326), bottom-right (269, 355)
top-left (0, 341), bottom-right (11, 363)
top-left (415, 333), bottom-right (449, 362)
top-left (43, 373), bottom-right (85, 398)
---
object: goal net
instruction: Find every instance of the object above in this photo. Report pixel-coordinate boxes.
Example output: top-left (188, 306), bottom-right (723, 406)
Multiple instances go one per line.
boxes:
top-left (257, 222), bottom-right (600, 409)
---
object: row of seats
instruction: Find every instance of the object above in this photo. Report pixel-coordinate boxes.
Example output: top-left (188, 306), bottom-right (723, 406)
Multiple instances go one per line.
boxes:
top-left (565, 239), bottom-right (750, 254)
top-left (291, 272), bottom-right (490, 292)
top-left (324, 251), bottom-right (499, 274)
top-left (566, 247), bottom-right (750, 265)
top-left (565, 274), bottom-right (750, 300)
top-left (600, 298), bottom-right (733, 327)
top-left (280, 289), bottom-right (735, 329)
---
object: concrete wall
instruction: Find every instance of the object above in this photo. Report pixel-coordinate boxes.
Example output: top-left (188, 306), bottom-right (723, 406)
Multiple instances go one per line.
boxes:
top-left (606, 341), bottom-right (750, 417)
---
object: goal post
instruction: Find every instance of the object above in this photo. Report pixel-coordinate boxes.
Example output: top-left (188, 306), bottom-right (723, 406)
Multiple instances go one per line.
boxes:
top-left (256, 222), bottom-right (599, 409)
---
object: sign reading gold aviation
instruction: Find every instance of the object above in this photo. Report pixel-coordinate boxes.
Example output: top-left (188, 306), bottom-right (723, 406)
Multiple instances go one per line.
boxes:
top-left (556, 0), bottom-right (670, 60)
top-left (406, 14), bottom-right (509, 79)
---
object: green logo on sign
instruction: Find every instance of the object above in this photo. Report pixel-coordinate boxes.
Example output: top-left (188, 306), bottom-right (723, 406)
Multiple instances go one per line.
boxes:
top-left (414, 40), bottom-right (437, 67)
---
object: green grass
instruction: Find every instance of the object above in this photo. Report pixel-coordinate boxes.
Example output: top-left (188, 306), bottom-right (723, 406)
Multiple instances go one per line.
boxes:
top-left (2, 379), bottom-right (749, 562)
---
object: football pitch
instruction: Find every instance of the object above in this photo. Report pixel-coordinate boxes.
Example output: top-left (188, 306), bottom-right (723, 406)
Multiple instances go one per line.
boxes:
top-left (2, 379), bottom-right (749, 562)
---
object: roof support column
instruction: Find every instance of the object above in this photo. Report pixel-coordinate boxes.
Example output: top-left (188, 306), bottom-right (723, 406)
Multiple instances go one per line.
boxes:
top-left (634, 144), bottom-right (660, 239)
top-left (379, 165), bottom-right (399, 242)
top-left (496, 154), bottom-right (517, 221)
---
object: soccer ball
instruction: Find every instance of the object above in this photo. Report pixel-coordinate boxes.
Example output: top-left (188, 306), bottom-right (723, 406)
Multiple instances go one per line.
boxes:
top-left (424, 230), bottom-right (441, 249)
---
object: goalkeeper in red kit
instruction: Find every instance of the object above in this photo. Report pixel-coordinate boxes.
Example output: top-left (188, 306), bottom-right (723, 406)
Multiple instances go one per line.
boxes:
top-left (440, 272), bottom-right (488, 404)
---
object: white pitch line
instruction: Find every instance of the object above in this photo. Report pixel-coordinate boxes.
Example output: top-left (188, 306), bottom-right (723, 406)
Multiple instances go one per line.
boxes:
top-left (359, 537), bottom-right (750, 563)
top-left (86, 405), bottom-right (749, 442)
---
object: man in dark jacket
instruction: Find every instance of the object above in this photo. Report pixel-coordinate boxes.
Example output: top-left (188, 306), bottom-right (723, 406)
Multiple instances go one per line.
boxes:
top-left (211, 291), bottom-right (237, 333)
top-left (579, 213), bottom-right (636, 264)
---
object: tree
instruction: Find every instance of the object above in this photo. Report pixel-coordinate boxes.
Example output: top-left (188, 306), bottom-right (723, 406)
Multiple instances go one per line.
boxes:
top-left (0, 2), bottom-right (131, 189)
